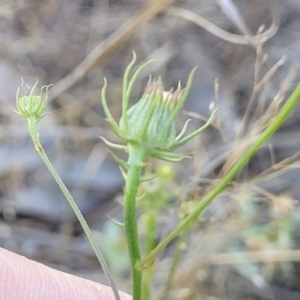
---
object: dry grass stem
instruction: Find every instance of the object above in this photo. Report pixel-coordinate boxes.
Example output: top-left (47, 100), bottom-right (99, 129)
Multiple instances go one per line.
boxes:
top-left (167, 7), bottom-right (279, 45)
top-left (208, 250), bottom-right (300, 265)
top-left (49, 0), bottom-right (176, 101)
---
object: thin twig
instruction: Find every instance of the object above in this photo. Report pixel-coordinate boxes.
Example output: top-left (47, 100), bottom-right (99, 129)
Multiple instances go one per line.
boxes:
top-left (49, 0), bottom-right (175, 101)
top-left (167, 6), bottom-right (279, 46)
top-left (208, 249), bottom-right (300, 265)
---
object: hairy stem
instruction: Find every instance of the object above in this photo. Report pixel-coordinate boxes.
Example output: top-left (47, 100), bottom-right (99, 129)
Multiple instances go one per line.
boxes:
top-left (124, 146), bottom-right (148, 300)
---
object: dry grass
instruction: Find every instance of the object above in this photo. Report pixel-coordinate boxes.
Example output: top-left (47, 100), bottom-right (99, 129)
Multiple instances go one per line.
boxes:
top-left (1, 0), bottom-right (300, 299)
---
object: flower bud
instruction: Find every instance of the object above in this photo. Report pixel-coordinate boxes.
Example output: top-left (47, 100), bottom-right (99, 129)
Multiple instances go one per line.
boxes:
top-left (122, 77), bottom-right (182, 150)
top-left (16, 81), bottom-right (50, 123)
top-left (102, 53), bottom-right (214, 162)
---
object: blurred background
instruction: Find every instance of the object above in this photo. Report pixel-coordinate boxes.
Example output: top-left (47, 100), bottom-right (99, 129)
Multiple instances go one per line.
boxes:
top-left (1, 0), bottom-right (300, 299)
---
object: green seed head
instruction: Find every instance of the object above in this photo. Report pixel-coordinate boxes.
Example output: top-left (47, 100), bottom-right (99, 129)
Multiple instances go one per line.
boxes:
top-left (102, 53), bottom-right (215, 162)
top-left (122, 76), bottom-right (182, 150)
top-left (16, 80), bottom-right (51, 123)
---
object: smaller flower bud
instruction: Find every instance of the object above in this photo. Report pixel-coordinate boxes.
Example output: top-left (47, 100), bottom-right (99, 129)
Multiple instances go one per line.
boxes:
top-left (15, 80), bottom-right (51, 123)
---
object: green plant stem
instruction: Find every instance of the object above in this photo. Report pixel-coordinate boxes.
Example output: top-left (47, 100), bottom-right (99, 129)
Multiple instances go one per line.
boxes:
top-left (26, 118), bottom-right (121, 300)
top-left (143, 212), bottom-right (158, 300)
top-left (124, 146), bottom-right (148, 300)
top-left (159, 229), bottom-right (188, 300)
top-left (146, 213), bottom-right (157, 256)
top-left (140, 82), bottom-right (300, 268)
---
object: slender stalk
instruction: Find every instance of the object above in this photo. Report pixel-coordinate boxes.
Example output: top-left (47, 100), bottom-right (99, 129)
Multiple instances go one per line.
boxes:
top-left (124, 146), bottom-right (148, 300)
top-left (145, 213), bottom-right (157, 256)
top-left (27, 118), bottom-right (121, 300)
top-left (143, 212), bottom-right (158, 300)
top-left (159, 229), bottom-right (188, 300)
top-left (140, 82), bottom-right (300, 268)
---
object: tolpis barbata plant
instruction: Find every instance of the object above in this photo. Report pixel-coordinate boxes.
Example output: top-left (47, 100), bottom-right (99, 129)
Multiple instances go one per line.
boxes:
top-left (14, 53), bottom-right (300, 300)
top-left (101, 52), bottom-right (215, 300)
